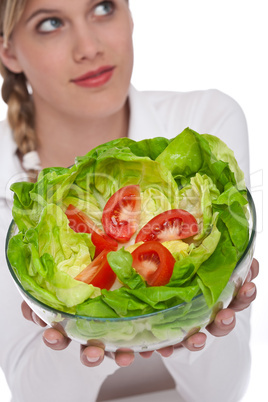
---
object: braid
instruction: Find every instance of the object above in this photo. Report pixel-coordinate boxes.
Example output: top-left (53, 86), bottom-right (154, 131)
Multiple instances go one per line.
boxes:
top-left (1, 0), bottom-right (39, 182)
top-left (1, 66), bottom-right (36, 153)
top-left (1, 66), bottom-right (39, 181)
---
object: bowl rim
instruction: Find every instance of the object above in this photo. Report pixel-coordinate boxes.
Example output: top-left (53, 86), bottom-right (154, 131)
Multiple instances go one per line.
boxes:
top-left (5, 189), bottom-right (257, 323)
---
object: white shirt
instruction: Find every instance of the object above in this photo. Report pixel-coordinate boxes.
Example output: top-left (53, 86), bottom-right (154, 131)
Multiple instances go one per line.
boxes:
top-left (0, 86), bottom-right (251, 402)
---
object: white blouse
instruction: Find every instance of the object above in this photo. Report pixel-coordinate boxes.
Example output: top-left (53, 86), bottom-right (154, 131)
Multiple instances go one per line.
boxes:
top-left (0, 86), bottom-right (251, 402)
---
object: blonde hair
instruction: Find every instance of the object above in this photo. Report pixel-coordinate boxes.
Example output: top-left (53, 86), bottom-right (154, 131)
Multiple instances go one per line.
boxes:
top-left (0, 0), bottom-right (38, 180)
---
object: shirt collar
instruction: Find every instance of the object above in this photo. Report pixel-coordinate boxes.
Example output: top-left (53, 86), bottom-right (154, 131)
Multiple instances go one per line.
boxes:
top-left (128, 85), bottom-right (167, 141)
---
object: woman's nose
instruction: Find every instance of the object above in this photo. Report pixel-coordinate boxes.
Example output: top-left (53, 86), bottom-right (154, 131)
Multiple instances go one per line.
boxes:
top-left (72, 25), bottom-right (103, 62)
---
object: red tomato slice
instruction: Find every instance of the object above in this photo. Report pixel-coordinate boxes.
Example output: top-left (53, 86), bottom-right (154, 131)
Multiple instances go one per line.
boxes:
top-left (102, 185), bottom-right (141, 243)
top-left (65, 204), bottom-right (118, 257)
top-left (91, 231), bottom-right (118, 257)
top-left (74, 250), bottom-right (116, 290)
top-left (131, 241), bottom-right (175, 286)
top-left (65, 204), bottom-right (98, 234)
top-left (135, 209), bottom-right (198, 243)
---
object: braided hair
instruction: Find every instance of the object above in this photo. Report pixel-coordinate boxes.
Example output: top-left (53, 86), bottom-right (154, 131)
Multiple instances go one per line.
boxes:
top-left (0, 0), bottom-right (40, 181)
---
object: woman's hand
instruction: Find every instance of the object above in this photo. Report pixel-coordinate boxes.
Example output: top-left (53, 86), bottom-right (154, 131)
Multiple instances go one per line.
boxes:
top-left (21, 258), bottom-right (259, 368)
top-left (205, 258), bottom-right (258, 337)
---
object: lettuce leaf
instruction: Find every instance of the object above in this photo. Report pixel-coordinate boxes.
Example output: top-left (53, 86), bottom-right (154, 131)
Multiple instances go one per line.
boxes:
top-left (156, 127), bottom-right (236, 190)
top-left (107, 248), bottom-right (146, 290)
top-left (196, 219), bottom-right (238, 306)
top-left (168, 213), bottom-right (221, 289)
top-left (178, 173), bottom-right (220, 241)
top-left (203, 134), bottom-right (246, 190)
top-left (139, 187), bottom-right (173, 230)
top-left (7, 204), bottom-right (100, 311)
top-left (76, 146), bottom-right (180, 206)
top-left (96, 283), bottom-right (200, 318)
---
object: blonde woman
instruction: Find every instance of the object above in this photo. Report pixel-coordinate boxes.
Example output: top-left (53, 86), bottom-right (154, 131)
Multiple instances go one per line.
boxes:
top-left (0, 1), bottom-right (258, 401)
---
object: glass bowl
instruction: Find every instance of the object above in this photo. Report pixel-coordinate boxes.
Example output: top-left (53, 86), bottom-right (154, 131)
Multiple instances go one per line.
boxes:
top-left (5, 190), bottom-right (256, 352)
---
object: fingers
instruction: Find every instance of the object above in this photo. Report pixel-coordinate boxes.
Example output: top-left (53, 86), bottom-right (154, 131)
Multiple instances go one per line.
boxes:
top-left (206, 308), bottom-right (236, 337)
top-left (139, 350), bottom-right (154, 359)
top-left (81, 345), bottom-right (135, 368)
top-left (114, 349), bottom-right (135, 367)
top-left (80, 344), bottom-right (105, 367)
top-left (42, 328), bottom-right (71, 350)
top-left (155, 332), bottom-right (207, 356)
top-left (229, 282), bottom-right (257, 312)
top-left (21, 301), bottom-right (71, 351)
top-left (181, 331), bottom-right (207, 351)
top-left (207, 258), bottom-right (258, 335)
top-left (21, 301), bottom-right (32, 321)
top-left (246, 258), bottom-right (259, 282)
top-left (156, 345), bottom-right (174, 357)
top-left (229, 259), bottom-right (258, 312)
top-left (21, 301), bottom-right (47, 327)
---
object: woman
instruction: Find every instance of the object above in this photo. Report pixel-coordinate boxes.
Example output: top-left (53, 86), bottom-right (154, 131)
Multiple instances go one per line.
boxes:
top-left (0, 0), bottom-right (258, 401)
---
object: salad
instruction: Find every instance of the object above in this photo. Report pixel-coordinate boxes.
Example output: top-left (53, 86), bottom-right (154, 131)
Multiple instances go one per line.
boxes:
top-left (7, 127), bottom-right (249, 320)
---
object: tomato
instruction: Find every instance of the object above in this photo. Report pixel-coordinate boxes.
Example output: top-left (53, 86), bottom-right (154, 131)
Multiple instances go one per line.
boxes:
top-left (65, 204), bottom-right (118, 257)
top-left (74, 250), bottom-right (116, 290)
top-left (102, 185), bottom-right (141, 243)
top-left (131, 241), bottom-right (175, 286)
top-left (65, 204), bottom-right (97, 234)
top-left (135, 209), bottom-right (198, 243)
top-left (91, 231), bottom-right (118, 257)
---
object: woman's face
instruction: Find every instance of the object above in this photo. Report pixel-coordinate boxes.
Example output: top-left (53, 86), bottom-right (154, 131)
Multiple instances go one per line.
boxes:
top-left (5, 0), bottom-right (133, 121)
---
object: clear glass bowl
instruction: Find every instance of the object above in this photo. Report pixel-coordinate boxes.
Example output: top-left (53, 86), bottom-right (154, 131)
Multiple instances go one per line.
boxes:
top-left (5, 191), bottom-right (256, 352)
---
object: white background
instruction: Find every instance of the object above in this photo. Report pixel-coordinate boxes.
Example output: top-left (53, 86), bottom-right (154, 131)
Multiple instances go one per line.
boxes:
top-left (0, 0), bottom-right (267, 400)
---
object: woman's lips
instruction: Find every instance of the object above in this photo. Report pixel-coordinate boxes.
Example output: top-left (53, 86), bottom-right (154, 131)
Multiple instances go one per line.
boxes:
top-left (72, 66), bottom-right (115, 88)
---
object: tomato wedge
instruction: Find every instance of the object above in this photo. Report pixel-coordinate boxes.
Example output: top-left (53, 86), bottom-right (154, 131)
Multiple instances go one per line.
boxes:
top-left (65, 204), bottom-right (118, 257)
top-left (135, 209), bottom-right (198, 243)
top-left (74, 250), bottom-right (116, 290)
top-left (131, 241), bottom-right (175, 286)
top-left (65, 204), bottom-right (98, 234)
top-left (91, 231), bottom-right (118, 257)
top-left (102, 185), bottom-right (141, 243)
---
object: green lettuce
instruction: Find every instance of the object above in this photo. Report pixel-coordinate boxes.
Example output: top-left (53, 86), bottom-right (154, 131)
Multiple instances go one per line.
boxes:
top-left (168, 213), bottom-right (221, 288)
top-left (75, 146), bottom-right (180, 207)
top-left (139, 187), bottom-right (173, 230)
top-left (156, 127), bottom-right (236, 190)
top-left (7, 204), bottom-right (100, 311)
top-left (196, 220), bottom-right (238, 306)
top-left (203, 134), bottom-right (246, 190)
top-left (178, 173), bottom-right (220, 241)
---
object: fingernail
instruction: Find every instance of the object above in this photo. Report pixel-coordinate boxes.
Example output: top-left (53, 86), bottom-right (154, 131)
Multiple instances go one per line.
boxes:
top-left (86, 355), bottom-right (100, 363)
top-left (193, 342), bottom-right (206, 348)
top-left (222, 316), bottom-right (234, 326)
top-left (32, 312), bottom-right (42, 326)
top-left (245, 270), bottom-right (252, 282)
top-left (45, 338), bottom-right (58, 345)
top-left (246, 285), bottom-right (256, 298)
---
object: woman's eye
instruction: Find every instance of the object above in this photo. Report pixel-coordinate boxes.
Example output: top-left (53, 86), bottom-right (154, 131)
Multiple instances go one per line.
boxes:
top-left (38, 18), bottom-right (63, 33)
top-left (94, 1), bottom-right (114, 16)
